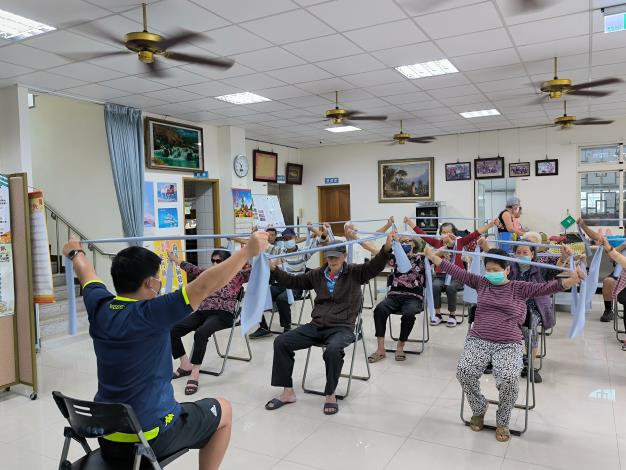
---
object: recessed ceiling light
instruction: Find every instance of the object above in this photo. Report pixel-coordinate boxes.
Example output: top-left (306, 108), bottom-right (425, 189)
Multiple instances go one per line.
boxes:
top-left (0, 8), bottom-right (55, 40)
top-left (460, 109), bottom-right (501, 119)
top-left (214, 92), bottom-right (271, 105)
top-left (325, 125), bottom-right (361, 133)
top-left (395, 59), bottom-right (458, 79)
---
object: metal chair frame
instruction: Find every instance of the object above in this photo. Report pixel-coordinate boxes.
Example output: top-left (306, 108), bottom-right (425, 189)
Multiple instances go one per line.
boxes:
top-left (613, 298), bottom-right (626, 343)
top-left (267, 290), bottom-right (315, 333)
top-left (362, 280), bottom-right (375, 310)
top-left (385, 296), bottom-right (430, 355)
top-left (301, 300), bottom-right (371, 400)
top-left (199, 292), bottom-right (252, 377)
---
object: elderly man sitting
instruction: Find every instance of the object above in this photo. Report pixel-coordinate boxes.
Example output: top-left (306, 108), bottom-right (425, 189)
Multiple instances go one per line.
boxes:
top-left (265, 235), bottom-right (393, 415)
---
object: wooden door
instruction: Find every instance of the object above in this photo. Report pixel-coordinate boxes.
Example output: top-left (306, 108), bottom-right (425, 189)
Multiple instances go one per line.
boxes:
top-left (318, 185), bottom-right (350, 237)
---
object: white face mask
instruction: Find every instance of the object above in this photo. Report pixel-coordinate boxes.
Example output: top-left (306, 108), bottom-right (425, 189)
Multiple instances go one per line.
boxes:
top-left (285, 239), bottom-right (296, 249)
top-left (148, 277), bottom-right (162, 297)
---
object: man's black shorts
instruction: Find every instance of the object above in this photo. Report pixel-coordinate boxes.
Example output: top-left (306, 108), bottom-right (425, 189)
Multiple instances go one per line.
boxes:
top-left (99, 398), bottom-right (222, 462)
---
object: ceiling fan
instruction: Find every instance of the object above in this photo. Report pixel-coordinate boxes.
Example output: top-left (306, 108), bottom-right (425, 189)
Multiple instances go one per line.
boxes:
top-left (377, 120), bottom-right (435, 144)
top-left (529, 57), bottom-right (622, 105)
top-left (323, 91), bottom-right (387, 125)
top-left (550, 101), bottom-right (613, 129)
top-left (69, 3), bottom-right (234, 77)
top-left (406, 0), bottom-right (559, 14)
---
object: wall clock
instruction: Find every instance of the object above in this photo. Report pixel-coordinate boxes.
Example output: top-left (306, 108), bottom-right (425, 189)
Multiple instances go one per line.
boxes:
top-left (233, 154), bottom-right (249, 177)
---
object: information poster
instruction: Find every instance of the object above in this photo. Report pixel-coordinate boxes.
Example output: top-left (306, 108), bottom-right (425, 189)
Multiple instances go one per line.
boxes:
top-left (232, 188), bottom-right (254, 234)
top-left (252, 195), bottom-right (285, 229)
top-left (158, 208), bottom-right (179, 229)
top-left (29, 191), bottom-right (54, 304)
top-left (0, 175), bottom-right (14, 317)
top-left (151, 240), bottom-right (187, 291)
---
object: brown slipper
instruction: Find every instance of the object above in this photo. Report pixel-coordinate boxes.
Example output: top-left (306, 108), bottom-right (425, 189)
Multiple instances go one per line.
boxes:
top-left (395, 351), bottom-right (406, 362)
top-left (496, 426), bottom-right (511, 442)
top-left (184, 379), bottom-right (199, 396)
top-left (368, 352), bottom-right (386, 363)
top-left (172, 367), bottom-right (192, 380)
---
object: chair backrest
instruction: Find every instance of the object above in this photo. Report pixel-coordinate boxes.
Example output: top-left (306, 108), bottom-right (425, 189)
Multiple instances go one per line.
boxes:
top-left (52, 391), bottom-right (143, 439)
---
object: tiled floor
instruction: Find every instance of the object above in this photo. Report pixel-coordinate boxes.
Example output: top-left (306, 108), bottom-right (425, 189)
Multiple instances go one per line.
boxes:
top-left (1, 296), bottom-right (625, 470)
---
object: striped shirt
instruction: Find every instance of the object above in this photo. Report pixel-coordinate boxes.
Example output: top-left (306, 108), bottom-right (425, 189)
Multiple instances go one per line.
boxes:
top-left (438, 260), bottom-right (564, 343)
top-left (612, 269), bottom-right (626, 299)
top-left (282, 238), bottom-right (318, 275)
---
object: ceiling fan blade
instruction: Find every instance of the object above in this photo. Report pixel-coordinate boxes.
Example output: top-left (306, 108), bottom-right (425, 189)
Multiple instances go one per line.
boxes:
top-left (163, 51), bottom-right (234, 69)
top-left (66, 50), bottom-right (132, 61)
top-left (527, 94), bottom-right (548, 106)
top-left (144, 60), bottom-right (169, 78)
top-left (347, 115), bottom-right (388, 121)
top-left (407, 136), bottom-right (435, 143)
top-left (159, 29), bottom-right (207, 50)
top-left (575, 118), bottom-right (614, 125)
top-left (568, 77), bottom-right (623, 91)
top-left (567, 89), bottom-right (611, 97)
top-left (515, 0), bottom-right (555, 13)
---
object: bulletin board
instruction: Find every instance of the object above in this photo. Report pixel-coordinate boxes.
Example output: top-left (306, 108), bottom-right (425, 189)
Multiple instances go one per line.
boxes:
top-left (252, 194), bottom-right (285, 229)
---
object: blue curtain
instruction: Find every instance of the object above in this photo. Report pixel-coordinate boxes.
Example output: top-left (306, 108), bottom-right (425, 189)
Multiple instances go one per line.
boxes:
top-left (104, 104), bottom-right (144, 238)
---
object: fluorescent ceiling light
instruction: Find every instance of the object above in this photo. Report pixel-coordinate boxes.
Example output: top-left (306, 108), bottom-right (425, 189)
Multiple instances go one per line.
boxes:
top-left (325, 125), bottom-right (361, 133)
top-left (395, 59), bottom-right (458, 79)
top-left (0, 8), bottom-right (55, 40)
top-left (460, 109), bottom-right (501, 119)
top-left (214, 92), bottom-right (270, 105)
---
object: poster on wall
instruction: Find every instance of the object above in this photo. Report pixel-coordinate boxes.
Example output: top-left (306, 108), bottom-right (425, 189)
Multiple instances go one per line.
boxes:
top-left (151, 240), bottom-right (187, 291)
top-left (252, 194), bottom-right (285, 229)
top-left (144, 181), bottom-right (156, 230)
top-left (0, 175), bottom-right (14, 317)
top-left (29, 191), bottom-right (54, 304)
top-left (157, 182), bottom-right (178, 202)
top-left (232, 188), bottom-right (254, 234)
top-left (158, 208), bottom-right (179, 229)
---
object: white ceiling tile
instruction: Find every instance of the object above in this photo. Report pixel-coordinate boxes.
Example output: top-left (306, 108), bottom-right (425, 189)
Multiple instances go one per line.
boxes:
top-left (110, 94), bottom-right (168, 108)
top-left (464, 64), bottom-right (527, 83)
top-left (441, 93), bottom-right (491, 106)
top-left (176, 111), bottom-right (227, 121)
top-left (590, 63), bottom-right (626, 79)
top-left (222, 73), bottom-right (286, 91)
top-left (295, 77), bottom-right (354, 93)
top-left (414, 73), bottom-right (471, 90)
top-left (321, 89), bottom-right (373, 102)
top-left (383, 91), bottom-right (432, 104)
top-left (436, 28), bottom-right (513, 56)
top-left (592, 30), bottom-right (626, 52)
top-left (16, 71), bottom-right (86, 91)
top-left (451, 48), bottom-right (520, 71)
top-left (414, 2), bottom-right (503, 39)
top-left (233, 47), bottom-right (306, 71)
top-left (281, 95), bottom-right (333, 107)
top-left (22, 30), bottom-right (116, 59)
top-left (63, 83), bottom-right (130, 101)
top-left (397, 99), bottom-right (443, 111)
top-left (49, 62), bottom-right (126, 82)
top-left (146, 102), bottom-right (199, 116)
top-left (343, 19), bottom-right (428, 51)
top-left (143, 88), bottom-right (203, 103)
top-left (197, 0), bottom-right (298, 22)
top-left (283, 35), bottom-right (363, 61)
top-left (181, 62), bottom-right (255, 80)
top-left (247, 101), bottom-right (294, 113)
top-left (592, 47), bottom-right (626, 66)
top-left (308, 0), bottom-right (407, 31)
top-left (495, 0), bottom-right (589, 26)
top-left (121, 0), bottom-right (229, 33)
top-left (371, 42), bottom-right (443, 67)
top-left (508, 11), bottom-right (589, 46)
top-left (365, 81), bottom-right (418, 97)
top-left (101, 76), bottom-right (168, 93)
top-left (266, 64), bottom-right (333, 83)
top-left (517, 35), bottom-right (589, 62)
top-left (180, 96), bottom-right (231, 111)
top-left (429, 84), bottom-right (481, 98)
top-left (213, 106), bottom-right (258, 117)
top-left (89, 53), bottom-right (174, 75)
top-left (476, 76), bottom-right (534, 93)
top-left (0, 44), bottom-right (70, 69)
top-left (240, 10), bottom-right (335, 44)
top-left (181, 81), bottom-right (243, 96)
top-left (0, 61), bottom-right (34, 79)
top-left (316, 54), bottom-right (386, 76)
top-left (194, 26), bottom-right (271, 56)
top-left (257, 85), bottom-right (310, 100)
top-left (0, 0), bottom-right (110, 27)
top-left (136, 68), bottom-right (207, 87)
top-left (342, 69), bottom-right (405, 87)
top-left (69, 15), bottom-right (144, 46)
top-left (524, 54), bottom-right (588, 75)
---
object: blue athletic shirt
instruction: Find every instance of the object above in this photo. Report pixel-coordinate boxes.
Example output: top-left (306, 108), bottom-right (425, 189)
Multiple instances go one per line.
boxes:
top-left (82, 280), bottom-right (193, 433)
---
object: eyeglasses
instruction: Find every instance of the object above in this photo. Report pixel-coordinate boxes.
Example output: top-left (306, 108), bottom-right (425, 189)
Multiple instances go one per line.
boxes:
top-left (211, 258), bottom-right (222, 264)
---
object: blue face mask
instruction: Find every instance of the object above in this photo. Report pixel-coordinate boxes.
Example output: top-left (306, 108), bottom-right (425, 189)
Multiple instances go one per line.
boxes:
top-left (484, 271), bottom-right (507, 286)
top-left (517, 255), bottom-right (532, 270)
top-left (401, 244), bottom-right (412, 254)
top-left (285, 239), bottom-right (296, 249)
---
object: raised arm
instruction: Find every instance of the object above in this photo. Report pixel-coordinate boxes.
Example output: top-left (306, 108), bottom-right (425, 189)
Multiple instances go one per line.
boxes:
top-left (577, 218), bottom-right (600, 242)
top-left (270, 263), bottom-right (314, 290)
top-left (345, 225), bottom-right (379, 256)
top-left (62, 240), bottom-right (99, 286)
top-left (350, 234), bottom-right (393, 283)
top-left (168, 251), bottom-right (205, 278)
top-left (476, 218), bottom-right (497, 235)
top-left (501, 211), bottom-right (524, 236)
top-left (516, 267), bottom-right (583, 299)
top-left (424, 245), bottom-right (481, 290)
top-left (404, 216), bottom-right (442, 247)
top-left (375, 216), bottom-right (395, 233)
top-left (602, 236), bottom-right (626, 269)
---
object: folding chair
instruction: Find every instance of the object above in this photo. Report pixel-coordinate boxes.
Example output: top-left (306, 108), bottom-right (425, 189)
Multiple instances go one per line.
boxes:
top-left (438, 285), bottom-right (466, 325)
top-left (459, 305), bottom-right (536, 437)
top-left (535, 323), bottom-right (547, 372)
top-left (199, 289), bottom-right (252, 377)
top-left (301, 298), bottom-right (371, 400)
top-left (613, 298), bottom-right (626, 343)
top-left (362, 280), bottom-right (375, 310)
top-left (267, 289), bottom-right (315, 333)
top-left (52, 391), bottom-right (187, 470)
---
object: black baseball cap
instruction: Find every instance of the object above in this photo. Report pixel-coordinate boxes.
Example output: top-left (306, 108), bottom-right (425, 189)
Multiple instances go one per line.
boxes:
top-left (324, 240), bottom-right (347, 258)
top-left (282, 228), bottom-right (296, 237)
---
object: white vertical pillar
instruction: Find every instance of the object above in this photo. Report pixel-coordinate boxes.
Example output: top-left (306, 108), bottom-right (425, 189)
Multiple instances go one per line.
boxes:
top-left (217, 126), bottom-right (246, 234)
top-left (0, 85), bottom-right (32, 178)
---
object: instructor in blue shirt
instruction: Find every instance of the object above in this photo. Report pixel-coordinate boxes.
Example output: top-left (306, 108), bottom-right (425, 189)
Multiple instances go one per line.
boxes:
top-left (62, 231), bottom-right (268, 470)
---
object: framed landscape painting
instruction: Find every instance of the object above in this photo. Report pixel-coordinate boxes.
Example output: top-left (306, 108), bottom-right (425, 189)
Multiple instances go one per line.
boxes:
top-left (145, 117), bottom-right (204, 172)
top-left (378, 158), bottom-right (434, 203)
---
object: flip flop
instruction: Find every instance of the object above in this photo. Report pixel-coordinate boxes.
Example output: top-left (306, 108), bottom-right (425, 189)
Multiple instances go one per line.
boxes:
top-left (265, 398), bottom-right (295, 411)
top-left (323, 402), bottom-right (339, 415)
top-left (172, 367), bottom-right (192, 380)
top-left (395, 351), bottom-right (406, 362)
top-left (184, 380), bottom-right (199, 396)
top-left (368, 352), bottom-right (386, 363)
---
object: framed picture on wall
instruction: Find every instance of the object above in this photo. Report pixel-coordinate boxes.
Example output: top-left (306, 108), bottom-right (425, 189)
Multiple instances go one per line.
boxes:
top-left (474, 156), bottom-right (504, 179)
top-left (445, 162), bottom-right (471, 181)
top-left (509, 162), bottom-right (531, 177)
top-left (535, 158), bottom-right (559, 176)
top-left (378, 157), bottom-right (434, 203)
top-left (285, 163), bottom-right (303, 185)
top-left (144, 117), bottom-right (204, 172)
top-left (253, 149), bottom-right (278, 182)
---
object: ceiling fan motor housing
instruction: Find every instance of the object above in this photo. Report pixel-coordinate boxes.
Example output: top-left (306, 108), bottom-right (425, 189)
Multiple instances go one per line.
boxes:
top-left (540, 78), bottom-right (572, 99)
top-left (555, 114), bottom-right (576, 128)
top-left (325, 107), bottom-right (349, 125)
top-left (393, 132), bottom-right (411, 144)
top-left (124, 31), bottom-right (164, 63)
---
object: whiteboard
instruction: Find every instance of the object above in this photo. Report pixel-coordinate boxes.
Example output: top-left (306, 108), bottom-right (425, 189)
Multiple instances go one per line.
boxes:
top-left (252, 195), bottom-right (285, 229)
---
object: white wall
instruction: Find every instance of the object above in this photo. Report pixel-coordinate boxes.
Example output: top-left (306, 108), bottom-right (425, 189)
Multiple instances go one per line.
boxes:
top-left (0, 85), bottom-right (32, 177)
top-left (300, 119), bottom-right (626, 235)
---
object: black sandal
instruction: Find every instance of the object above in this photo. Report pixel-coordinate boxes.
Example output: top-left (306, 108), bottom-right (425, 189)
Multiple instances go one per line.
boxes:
top-left (184, 380), bottom-right (199, 396)
top-left (323, 402), bottom-right (339, 415)
top-left (265, 398), bottom-right (295, 411)
top-left (172, 367), bottom-right (192, 380)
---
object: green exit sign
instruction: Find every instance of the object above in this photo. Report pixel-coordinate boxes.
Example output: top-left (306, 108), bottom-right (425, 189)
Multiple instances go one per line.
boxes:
top-left (604, 12), bottom-right (626, 33)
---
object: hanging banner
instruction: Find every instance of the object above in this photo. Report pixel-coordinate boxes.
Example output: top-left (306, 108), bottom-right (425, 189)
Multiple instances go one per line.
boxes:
top-left (151, 240), bottom-right (187, 291)
top-left (28, 191), bottom-right (54, 304)
top-left (232, 188), bottom-right (254, 234)
top-left (252, 194), bottom-right (285, 229)
top-left (143, 181), bottom-right (156, 231)
top-left (0, 175), bottom-right (14, 317)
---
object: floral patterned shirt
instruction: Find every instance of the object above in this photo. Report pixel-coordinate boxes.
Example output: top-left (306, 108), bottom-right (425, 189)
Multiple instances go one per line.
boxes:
top-left (179, 261), bottom-right (251, 313)
top-left (387, 255), bottom-right (425, 301)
